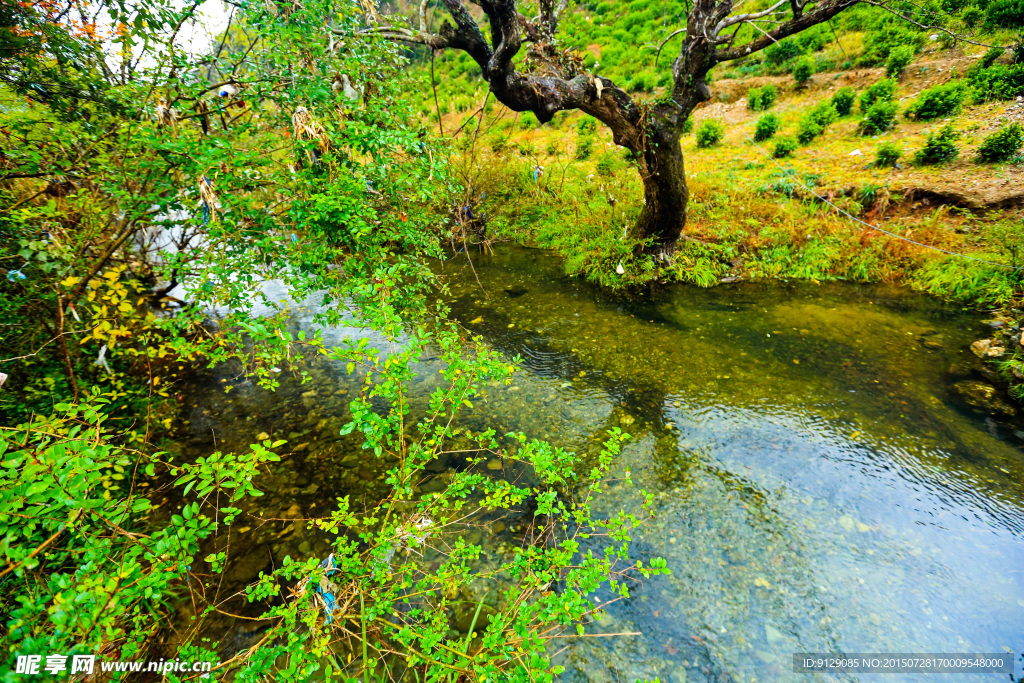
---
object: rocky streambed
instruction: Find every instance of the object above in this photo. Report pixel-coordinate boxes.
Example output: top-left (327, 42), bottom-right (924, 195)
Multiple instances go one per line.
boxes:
top-left (169, 245), bottom-right (1024, 683)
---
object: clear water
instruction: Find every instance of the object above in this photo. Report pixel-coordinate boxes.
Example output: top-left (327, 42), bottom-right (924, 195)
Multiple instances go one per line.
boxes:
top-left (174, 245), bottom-right (1024, 682)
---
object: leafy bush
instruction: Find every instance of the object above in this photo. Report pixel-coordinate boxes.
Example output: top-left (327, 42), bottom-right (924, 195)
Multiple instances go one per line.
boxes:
top-left (980, 46), bottom-right (1006, 69)
top-left (904, 81), bottom-right (968, 120)
top-left (793, 56), bottom-right (815, 85)
top-left (859, 78), bottom-right (898, 112)
top-left (766, 38), bottom-right (805, 65)
top-left (747, 84), bottom-right (779, 110)
top-left (796, 101), bottom-right (839, 143)
top-left (629, 73), bottom-right (653, 92)
top-left (595, 149), bottom-right (619, 175)
top-left (578, 117), bottom-right (598, 135)
top-left (886, 45), bottom-right (915, 79)
top-left (985, 0), bottom-right (1024, 27)
top-left (809, 101), bottom-right (840, 127)
top-left (961, 5), bottom-right (984, 26)
top-left (696, 118), bottom-right (725, 147)
top-left (860, 100), bottom-right (898, 134)
top-left (682, 115), bottom-right (694, 134)
top-left (968, 63), bottom-right (1024, 102)
top-left (774, 135), bottom-right (799, 157)
top-left (976, 123), bottom-right (1024, 162)
top-left (754, 112), bottom-right (781, 141)
top-left (862, 20), bottom-right (924, 65)
top-left (575, 135), bottom-right (594, 160)
top-left (832, 87), bottom-right (856, 116)
top-left (797, 118), bottom-right (823, 143)
top-left (874, 141), bottom-right (903, 167)
top-left (913, 124), bottom-right (960, 164)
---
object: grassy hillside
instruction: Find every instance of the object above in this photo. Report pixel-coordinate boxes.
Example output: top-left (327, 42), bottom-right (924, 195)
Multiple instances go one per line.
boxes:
top-left (378, 0), bottom-right (1024, 398)
top-left (383, 1), bottom-right (1022, 297)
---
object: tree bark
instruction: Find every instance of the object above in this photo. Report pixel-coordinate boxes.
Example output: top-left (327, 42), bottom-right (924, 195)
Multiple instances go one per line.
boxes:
top-left (635, 125), bottom-right (688, 255)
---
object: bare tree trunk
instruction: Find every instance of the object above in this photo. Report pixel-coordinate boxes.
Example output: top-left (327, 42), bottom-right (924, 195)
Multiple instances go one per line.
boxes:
top-left (634, 125), bottom-right (688, 255)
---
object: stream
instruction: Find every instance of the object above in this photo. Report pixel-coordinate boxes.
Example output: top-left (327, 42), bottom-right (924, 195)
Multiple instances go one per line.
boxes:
top-left (173, 245), bottom-right (1024, 682)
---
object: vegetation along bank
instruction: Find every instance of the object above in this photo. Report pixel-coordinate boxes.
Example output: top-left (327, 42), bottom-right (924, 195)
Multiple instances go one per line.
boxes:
top-left (1, 0), bottom-right (1023, 680)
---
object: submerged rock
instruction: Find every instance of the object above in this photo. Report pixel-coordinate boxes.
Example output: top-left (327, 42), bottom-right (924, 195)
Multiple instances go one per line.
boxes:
top-left (952, 380), bottom-right (1017, 417)
top-left (971, 339), bottom-right (1006, 358)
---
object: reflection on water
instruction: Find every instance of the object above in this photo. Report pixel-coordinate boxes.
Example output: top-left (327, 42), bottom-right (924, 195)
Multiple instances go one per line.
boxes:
top-left (175, 245), bottom-right (1024, 683)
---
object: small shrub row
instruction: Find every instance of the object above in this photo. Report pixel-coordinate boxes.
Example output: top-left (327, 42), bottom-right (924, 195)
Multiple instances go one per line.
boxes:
top-left (885, 45), bottom-right (915, 79)
top-left (904, 81), bottom-right (968, 120)
top-left (831, 87), bottom-right (856, 116)
top-left (874, 141), bottom-right (902, 167)
top-left (747, 84), bottom-right (779, 111)
top-left (977, 123), bottom-right (1024, 162)
top-left (792, 56), bottom-right (815, 85)
top-left (774, 136), bottom-right (798, 158)
top-left (914, 124), bottom-right (960, 165)
top-left (860, 101), bottom-right (898, 135)
top-left (696, 118), bottom-right (725, 147)
top-left (754, 112), bottom-right (780, 141)
top-left (859, 78), bottom-right (898, 112)
top-left (968, 63), bottom-right (1024, 103)
top-left (798, 101), bottom-right (839, 143)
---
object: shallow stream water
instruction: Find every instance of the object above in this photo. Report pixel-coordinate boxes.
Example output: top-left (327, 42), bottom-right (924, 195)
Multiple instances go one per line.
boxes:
top-left (175, 245), bottom-right (1024, 682)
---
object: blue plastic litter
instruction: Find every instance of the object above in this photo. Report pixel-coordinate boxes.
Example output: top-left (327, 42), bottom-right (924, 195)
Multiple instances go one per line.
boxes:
top-left (311, 554), bottom-right (339, 623)
top-left (7, 270), bottom-right (26, 282)
top-left (291, 233), bottom-right (298, 243)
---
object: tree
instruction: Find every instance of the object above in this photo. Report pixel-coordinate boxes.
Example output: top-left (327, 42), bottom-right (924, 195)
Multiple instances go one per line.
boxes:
top-left (369, 0), bottom-right (885, 255)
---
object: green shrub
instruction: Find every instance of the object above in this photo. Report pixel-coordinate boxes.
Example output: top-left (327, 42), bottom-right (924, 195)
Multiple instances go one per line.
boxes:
top-left (796, 101), bottom-right (839, 143)
top-left (682, 115), bottom-right (694, 134)
top-left (913, 124), bottom-right (960, 164)
top-left (859, 78), bottom-right (898, 112)
top-left (809, 100), bottom-right (840, 127)
top-left (961, 5), bottom-right (984, 26)
top-left (886, 45), bottom-right (915, 79)
top-left (545, 140), bottom-right (560, 156)
top-left (747, 84), bottom-right (779, 110)
top-left (766, 38), bottom-right (805, 65)
top-left (595, 149), bottom-right (619, 176)
top-left (832, 87), bottom-right (856, 116)
top-left (773, 135), bottom-right (798, 157)
top-left (575, 135), bottom-right (594, 160)
top-left (860, 100), bottom-right (899, 134)
top-left (968, 63), bottom-right (1024, 102)
top-left (577, 117), bottom-right (598, 135)
top-left (980, 46), bottom-right (1005, 69)
top-left (754, 112), bottom-right (781, 141)
top-left (904, 81), bottom-right (967, 120)
top-left (862, 21), bottom-right (924, 65)
top-left (628, 73), bottom-right (653, 93)
top-left (874, 141), bottom-right (903, 167)
top-left (985, 0), bottom-right (1024, 27)
top-left (976, 123), bottom-right (1024, 162)
top-left (696, 118), bottom-right (725, 147)
top-left (797, 118), bottom-right (823, 144)
top-left (792, 56), bottom-right (815, 85)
